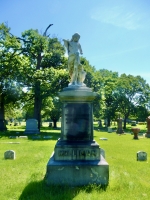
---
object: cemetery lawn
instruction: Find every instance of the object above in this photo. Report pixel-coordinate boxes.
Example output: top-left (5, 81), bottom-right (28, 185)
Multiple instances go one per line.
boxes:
top-left (0, 124), bottom-right (150, 200)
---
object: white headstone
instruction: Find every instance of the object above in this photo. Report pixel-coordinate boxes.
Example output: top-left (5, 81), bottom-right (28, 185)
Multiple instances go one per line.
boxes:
top-left (24, 119), bottom-right (40, 134)
top-left (4, 150), bottom-right (15, 159)
top-left (137, 151), bottom-right (147, 161)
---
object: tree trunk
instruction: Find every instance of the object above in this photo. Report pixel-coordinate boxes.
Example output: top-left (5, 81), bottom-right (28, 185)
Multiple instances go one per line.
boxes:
top-left (107, 117), bottom-right (111, 127)
top-left (33, 54), bottom-right (42, 130)
top-left (123, 117), bottom-right (127, 129)
top-left (0, 93), bottom-right (7, 131)
top-left (53, 119), bottom-right (57, 128)
top-left (34, 81), bottom-right (41, 130)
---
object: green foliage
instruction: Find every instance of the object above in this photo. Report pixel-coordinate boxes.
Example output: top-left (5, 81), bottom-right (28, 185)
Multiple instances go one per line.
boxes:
top-left (114, 74), bottom-right (150, 128)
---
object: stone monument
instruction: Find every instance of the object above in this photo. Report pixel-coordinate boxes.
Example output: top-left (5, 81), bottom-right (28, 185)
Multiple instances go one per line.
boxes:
top-left (4, 150), bottom-right (15, 160)
top-left (116, 117), bottom-right (124, 134)
top-left (44, 33), bottom-right (109, 186)
top-left (24, 119), bottom-right (40, 134)
top-left (145, 116), bottom-right (150, 138)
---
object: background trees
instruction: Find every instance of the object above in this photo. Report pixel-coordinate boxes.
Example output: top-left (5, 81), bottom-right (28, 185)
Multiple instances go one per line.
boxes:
top-left (16, 27), bottom-right (68, 129)
top-left (0, 23), bottom-right (24, 130)
top-left (0, 22), bottom-right (150, 130)
top-left (113, 74), bottom-right (150, 128)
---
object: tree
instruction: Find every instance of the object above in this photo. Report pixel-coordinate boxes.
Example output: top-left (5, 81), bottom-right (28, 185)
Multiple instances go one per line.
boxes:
top-left (114, 74), bottom-right (150, 129)
top-left (100, 69), bottom-right (119, 126)
top-left (17, 26), bottom-right (67, 129)
top-left (0, 23), bottom-right (23, 130)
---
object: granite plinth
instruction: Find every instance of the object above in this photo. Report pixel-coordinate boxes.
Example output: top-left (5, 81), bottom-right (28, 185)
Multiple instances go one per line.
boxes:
top-left (45, 154), bottom-right (109, 186)
top-left (44, 86), bottom-right (109, 186)
top-left (54, 140), bottom-right (100, 161)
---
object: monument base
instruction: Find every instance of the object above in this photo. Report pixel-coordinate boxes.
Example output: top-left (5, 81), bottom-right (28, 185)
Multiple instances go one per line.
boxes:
top-left (45, 154), bottom-right (109, 186)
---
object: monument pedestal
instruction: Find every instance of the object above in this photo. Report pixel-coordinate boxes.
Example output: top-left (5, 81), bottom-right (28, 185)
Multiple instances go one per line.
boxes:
top-left (45, 86), bottom-right (109, 186)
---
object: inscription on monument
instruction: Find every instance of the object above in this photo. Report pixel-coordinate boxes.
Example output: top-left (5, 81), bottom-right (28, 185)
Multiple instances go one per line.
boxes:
top-left (57, 149), bottom-right (98, 160)
top-left (63, 103), bottom-right (91, 140)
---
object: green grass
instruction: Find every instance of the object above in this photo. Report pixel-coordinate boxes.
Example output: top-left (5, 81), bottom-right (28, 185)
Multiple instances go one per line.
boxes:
top-left (0, 123), bottom-right (150, 200)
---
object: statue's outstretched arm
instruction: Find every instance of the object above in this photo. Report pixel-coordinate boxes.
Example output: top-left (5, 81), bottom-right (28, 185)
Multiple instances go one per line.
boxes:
top-left (63, 39), bottom-right (69, 52)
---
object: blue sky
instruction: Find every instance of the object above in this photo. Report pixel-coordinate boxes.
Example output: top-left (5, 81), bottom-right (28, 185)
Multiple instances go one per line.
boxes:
top-left (1, 0), bottom-right (150, 85)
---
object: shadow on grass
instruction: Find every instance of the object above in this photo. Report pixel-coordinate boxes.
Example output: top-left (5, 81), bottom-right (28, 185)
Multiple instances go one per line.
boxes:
top-left (19, 179), bottom-right (107, 200)
top-left (0, 128), bottom-right (61, 140)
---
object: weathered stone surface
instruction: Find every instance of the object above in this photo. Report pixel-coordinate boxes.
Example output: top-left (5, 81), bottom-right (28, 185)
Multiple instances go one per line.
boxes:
top-left (116, 118), bottom-right (124, 134)
top-left (137, 151), bottom-right (147, 161)
top-left (54, 140), bottom-right (100, 161)
top-left (45, 154), bottom-right (109, 186)
top-left (24, 119), bottom-right (40, 134)
top-left (45, 86), bottom-right (109, 186)
top-left (4, 150), bottom-right (15, 159)
top-left (145, 116), bottom-right (150, 138)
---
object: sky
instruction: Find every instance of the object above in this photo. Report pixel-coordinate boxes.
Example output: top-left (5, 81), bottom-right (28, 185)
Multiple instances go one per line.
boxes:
top-left (1, 0), bottom-right (150, 85)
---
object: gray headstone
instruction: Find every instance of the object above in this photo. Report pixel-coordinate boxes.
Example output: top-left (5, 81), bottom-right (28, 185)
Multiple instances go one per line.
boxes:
top-left (4, 150), bottom-right (15, 159)
top-left (9, 136), bottom-right (18, 139)
top-left (43, 136), bottom-right (53, 139)
top-left (137, 151), bottom-right (147, 161)
top-left (19, 136), bottom-right (28, 138)
top-left (108, 127), bottom-right (112, 133)
top-left (24, 119), bottom-right (40, 134)
top-left (100, 138), bottom-right (108, 140)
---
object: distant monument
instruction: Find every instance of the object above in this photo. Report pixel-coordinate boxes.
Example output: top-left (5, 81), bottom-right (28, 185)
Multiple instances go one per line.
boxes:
top-left (24, 119), bottom-right (40, 134)
top-left (145, 116), bottom-right (150, 138)
top-left (45, 33), bottom-right (109, 186)
top-left (116, 117), bottom-right (124, 134)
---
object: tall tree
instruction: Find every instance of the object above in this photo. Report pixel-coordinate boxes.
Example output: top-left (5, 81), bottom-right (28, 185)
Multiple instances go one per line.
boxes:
top-left (114, 74), bottom-right (150, 129)
top-left (17, 25), bottom-right (67, 129)
top-left (0, 23), bottom-right (23, 130)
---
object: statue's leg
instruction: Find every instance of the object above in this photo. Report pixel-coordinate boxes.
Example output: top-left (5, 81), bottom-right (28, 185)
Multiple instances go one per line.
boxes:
top-left (68, 55), bottom-right (77, 85)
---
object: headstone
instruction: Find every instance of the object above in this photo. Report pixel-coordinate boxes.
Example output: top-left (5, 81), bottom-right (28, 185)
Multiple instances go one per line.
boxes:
top-left (49, 122), bottom-right (53, 127)
top-left (4, 150), bottom-right (15, 159)
top-left (108, 127), bottom-right (112, 133)
top-left (98, 120), bottom-right (102, 128)
top-left (137, 151), bottom-right (147, 161)
top-left (145, 116), bottom-right (150, 138)
top-left (43, 136), bottom-right (53, 139)
top-left (9, 136), bottom-right (18, 139)
top-left (24, 119), bottom-right (40, 134)
top-left (131, 121), bottom-right (136, 126)
top-left (19, 136), bottom-right (28, 138)
top-left (116, 118), bottom-right (124, 134)
top-left (100, 138), bottom-right (108, 140)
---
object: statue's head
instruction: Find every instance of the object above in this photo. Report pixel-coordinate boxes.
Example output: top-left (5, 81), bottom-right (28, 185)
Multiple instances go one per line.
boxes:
top-left (71, 33), bottom-right (80, 42)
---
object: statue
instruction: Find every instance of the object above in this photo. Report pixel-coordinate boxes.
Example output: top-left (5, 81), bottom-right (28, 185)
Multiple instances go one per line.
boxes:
top-left (63, 33), bottom-right (86, 86)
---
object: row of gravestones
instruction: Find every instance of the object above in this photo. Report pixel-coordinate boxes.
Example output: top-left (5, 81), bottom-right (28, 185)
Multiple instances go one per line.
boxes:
top-left (4, 149), bottom-right (147, 161)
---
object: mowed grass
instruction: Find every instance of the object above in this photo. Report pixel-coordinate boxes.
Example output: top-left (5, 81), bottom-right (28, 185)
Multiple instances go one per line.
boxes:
top-left (0, 123), bottom-right (150, 200)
